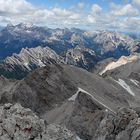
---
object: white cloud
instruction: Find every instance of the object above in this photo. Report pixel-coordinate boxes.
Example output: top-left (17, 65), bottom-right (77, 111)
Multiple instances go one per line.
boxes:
top-left (0, 0), bottom-right (139, 32)
top-left (0, 0), bottom-right (34, 15)
top-left (110, 3), bottom-right (139, 17)
top-left (78, 2), bottom-right (85, 9)
top-left (132, 0), bottom-right (140, 7)
top-left (0, 0), bottom-right (82, 27)
top-left (124, 17), bottom-right (140, 30)
top-left (87, 15), bottom-right (96, 23)
top-left (91, 4), bottom-right (102, 15)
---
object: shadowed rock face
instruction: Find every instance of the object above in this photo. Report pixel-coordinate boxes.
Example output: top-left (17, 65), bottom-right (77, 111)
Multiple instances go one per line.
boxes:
top-left (44, 89), bottom-right (140, 140)
top-left (11, 64), bottom-right (78, 114)
top-left (67, 93), bottom-right (105, 140)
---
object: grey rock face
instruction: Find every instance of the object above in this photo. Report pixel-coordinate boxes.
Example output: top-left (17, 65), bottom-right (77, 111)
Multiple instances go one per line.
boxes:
top-left (95, 54), bottom-right (140, 108)
top-left (46, 90), bottom-right (106, 140)
top-left (67, 92), bottom-right (106, 139)
top-left (0, 103), bottom-right (78, 140)
top-left (0, 103), bottom-right (45, 140)
top-left (93, 31), bottom-right (135, 58)
top-left (44, 124), bottom-right (78, 140)
top-left (45, 87), bottom-right (140, 140)
top-left (0, 64), bottom-right (137, 115)
top-left (0, 93), bottom-right (140, 140)
top-left (93, 108), bottom-right (140, 140)
top-left (0, 46), bottom-right (64, 79)
top-left (65, 46), bottom-right (98, 70)
top-left (1, 64), bottom-right (140, 139)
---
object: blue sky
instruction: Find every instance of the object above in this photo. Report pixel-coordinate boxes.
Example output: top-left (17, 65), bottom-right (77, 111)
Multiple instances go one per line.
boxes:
top-left (28, 0), bottom-right (126, 8)
top-left (28, 0), bottom-right (130, 11)
top-left (0, 0), bottom-right (140, 32)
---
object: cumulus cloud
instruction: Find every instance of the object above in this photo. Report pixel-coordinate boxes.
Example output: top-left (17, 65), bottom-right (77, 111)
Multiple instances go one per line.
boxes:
top-left (87, 4), bottom-right (115, 28)
top-left (110, 3), bottom-right (139, 17)
top-left (132, 0), bottom-right (140, 7)
top-left (0, 0), bottom-right (82, 28)
top-left (0, 0), bottom-right (34, 15)
top-left (86, 2), bottom-right (140, 32)
top-left (91, 4), bottom-right (102, 15)
top-left (78, 2), bottom-right (85, 9)
top-left (0, 0), bottom-right (139, 32)
top-left (124, 17), bottom-right (140, 30)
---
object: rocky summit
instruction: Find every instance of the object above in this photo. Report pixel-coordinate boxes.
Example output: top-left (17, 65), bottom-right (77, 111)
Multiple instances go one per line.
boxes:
top-left (0, 103), bottom-right (78, 140)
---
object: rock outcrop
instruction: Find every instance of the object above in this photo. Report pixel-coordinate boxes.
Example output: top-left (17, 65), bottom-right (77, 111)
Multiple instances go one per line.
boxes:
top-left (0, 103), bottom-right (78, 140)
top-left (93, 108), bottom-right (140, 140)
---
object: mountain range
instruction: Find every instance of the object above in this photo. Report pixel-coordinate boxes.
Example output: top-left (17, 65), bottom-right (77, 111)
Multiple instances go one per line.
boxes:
top-left (0, 23), bottom-right (140, 79)
top-left (0, 23), bottom-right (140, 60)
top-left (0, 23), bottom-right (140, 140)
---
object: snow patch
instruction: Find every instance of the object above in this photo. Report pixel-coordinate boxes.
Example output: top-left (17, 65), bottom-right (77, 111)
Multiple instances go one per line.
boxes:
top-left (24, 62), bottom-right (28, 66)
top-left (76, 136), bottom-right (83, 140)
top-left (23, 62), bottom-right (31, 70)
top-left (116, 79), bottom-right (135, 96)
top-left (68, 93), bottom-right (78, 101)
top-left (130, 79), bottom-right (139, 86)
top-left (38, 59), bottom-right (46, 67)
top-left (78, 88), bottom-right (116, 114)
top-left (68, 88), bottom-right (82, 101)
top-left (69, 87), bottom-right (116, 114)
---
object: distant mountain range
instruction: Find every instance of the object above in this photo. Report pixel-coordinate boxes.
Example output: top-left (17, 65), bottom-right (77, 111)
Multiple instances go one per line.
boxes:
top-left (0, 45), bottom-right (98, 79)
top-left (0, 23), bottom-right (140, 60)
top-left (0, 23), bottom-right (140, 79)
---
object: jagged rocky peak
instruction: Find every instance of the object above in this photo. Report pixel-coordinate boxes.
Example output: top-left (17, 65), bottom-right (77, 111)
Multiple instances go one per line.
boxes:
top-left (4, 23), bottom-right (35, 33)
top-left (95, 31), bottom-right (134, 45)
top-left (66, 45), bottom-right (95, 57)
top-left (16, 23), bottom-right (34, 29)
top-left (65, 45), bottom-right (97, 70)
top-left (6, 23), bottom-right (14, 28)
top-left (5, 46), bottom-right (64, 70)
top-left (0, 46), bottom-right (64, 79)
top-left (93, 31), bottom-right (136, 58)
top-left (12, 23), bottom-right (34, 29)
